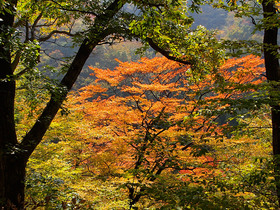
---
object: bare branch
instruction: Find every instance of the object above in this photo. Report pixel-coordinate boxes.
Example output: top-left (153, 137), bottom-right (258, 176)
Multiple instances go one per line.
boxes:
top-left (38, 30), bottom-right (76, 42)
top-left (31, 12), bottom-right (44, 41)
top-left (25, 19), bottom-right (29, 41)
top-left (181, 142), bottom-right (194, 150)
top-left (35, 18), bottom-right (58, 28)
top-left (250, 15), bottom-right (256, 25)
top-left (12, 20), bottom-right (30, 72)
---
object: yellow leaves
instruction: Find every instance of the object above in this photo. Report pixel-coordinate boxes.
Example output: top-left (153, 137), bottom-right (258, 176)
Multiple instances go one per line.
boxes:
top-left (43, 53), bottom-right (268, 206)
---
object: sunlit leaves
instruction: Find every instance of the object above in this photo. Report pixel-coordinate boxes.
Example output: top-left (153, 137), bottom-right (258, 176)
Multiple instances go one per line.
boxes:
top-left (44, 54), bottom-right (262, 207)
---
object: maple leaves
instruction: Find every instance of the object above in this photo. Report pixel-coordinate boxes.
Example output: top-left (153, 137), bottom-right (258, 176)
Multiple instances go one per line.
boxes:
top-left (50, 54), bottom-right (263, 207)
top-left (22, 53), bottom-right (271, 208)
top-left (78, 55), bottom-right (265, 160)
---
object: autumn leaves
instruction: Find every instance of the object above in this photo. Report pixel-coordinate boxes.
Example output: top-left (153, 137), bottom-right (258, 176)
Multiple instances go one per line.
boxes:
top-left (49, 55), bottom-right (265, 207)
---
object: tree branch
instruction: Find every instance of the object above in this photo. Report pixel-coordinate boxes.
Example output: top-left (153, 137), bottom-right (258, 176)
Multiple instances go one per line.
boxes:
top-left (31, 12), bottom-right (44, 41)
top-left (19, 0), bottom-right (124, 159)
top-left (38, 30), bottom-right (76, 42)
top-left (50, 0), bottom-right (98, 16)
top-left (147, 38), bottom-right (192, 65)
top-left (11, 51), bottom-right (21, 72)
top-left (139, 0), bottom-right (165, 7)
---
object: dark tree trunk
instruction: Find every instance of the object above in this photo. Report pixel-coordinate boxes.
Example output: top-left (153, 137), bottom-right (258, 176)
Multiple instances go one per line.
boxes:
top-left (0, 156), bottom-right (27, 209)
top-left (272, 106), bottom-right (280, 205)
top-left (262, 0), bottom-right (280, 206)
top-left (0, 0), bottom-right (25, 208)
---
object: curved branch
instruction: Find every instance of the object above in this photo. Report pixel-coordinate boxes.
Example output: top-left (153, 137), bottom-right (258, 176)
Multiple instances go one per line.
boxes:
top-left (38, 30), bottom-right (76, 42)
top-left (31, 12), bottom-right (44, 41)
top-left (147, 38), bottom-right (192, 65)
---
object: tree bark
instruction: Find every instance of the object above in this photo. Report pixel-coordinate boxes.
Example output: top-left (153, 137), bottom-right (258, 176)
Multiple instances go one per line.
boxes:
top-left (0, 156), bottom-right (26, 209)
top-left (0, 0), bottom-right (25, 208)
top-left (262, 0), bottom-right (280, 206)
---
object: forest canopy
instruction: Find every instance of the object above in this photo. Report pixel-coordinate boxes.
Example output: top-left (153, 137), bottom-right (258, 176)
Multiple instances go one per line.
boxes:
top-left (25, 55), bottom-right (273, 209)
top-left (0, 0), bottom-right (279, 209)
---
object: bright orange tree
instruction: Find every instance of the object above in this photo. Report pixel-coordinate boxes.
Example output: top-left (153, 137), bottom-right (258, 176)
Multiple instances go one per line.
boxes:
top-left (64, 55), bottom-right (265, 208)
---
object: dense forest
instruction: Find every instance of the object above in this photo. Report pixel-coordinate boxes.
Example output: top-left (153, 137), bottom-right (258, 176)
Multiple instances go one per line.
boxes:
top-left (0, 0), bottom-right (279, 209)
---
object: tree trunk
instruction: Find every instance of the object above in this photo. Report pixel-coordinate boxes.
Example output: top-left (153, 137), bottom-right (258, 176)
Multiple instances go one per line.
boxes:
top-left (262, 0), bottom-right (280, 206)
top-left (0, 0), bottom-right (25, 208)
top-left (0, 155), bottom-right (27, 209)
top-left (272, 107), bottom-right (280, 205)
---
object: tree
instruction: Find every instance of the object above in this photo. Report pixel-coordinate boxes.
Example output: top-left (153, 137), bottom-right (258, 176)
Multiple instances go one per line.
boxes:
top-left (211, 0), bottom-right (280, 205)
top-left (261, 0), bottom-right (280, 205)
top-left (56, 55), bottom-right (264, 208)
top-left (0, 0), bottom-right (200, 208)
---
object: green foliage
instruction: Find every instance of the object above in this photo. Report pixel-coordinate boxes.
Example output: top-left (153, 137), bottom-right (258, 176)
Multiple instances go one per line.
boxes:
top-left (26, 172), bottom-right (72, 208)
top-left (7, 0), bottom-right (279, 209)
top-left (129, 1), bottom-right (225, 74)
top-left (145, 176), bottom-right (252, 209)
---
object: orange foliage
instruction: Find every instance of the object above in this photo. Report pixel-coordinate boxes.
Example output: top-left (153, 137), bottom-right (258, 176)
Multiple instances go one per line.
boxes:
top-left (67, 54), bottom-right (265, 184)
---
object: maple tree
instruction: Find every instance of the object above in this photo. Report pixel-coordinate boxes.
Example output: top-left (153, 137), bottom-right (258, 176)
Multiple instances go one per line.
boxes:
top-left (0, 0), bottom-right (207, 208)
top-left (35, 54), bottom-right (265, 208)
